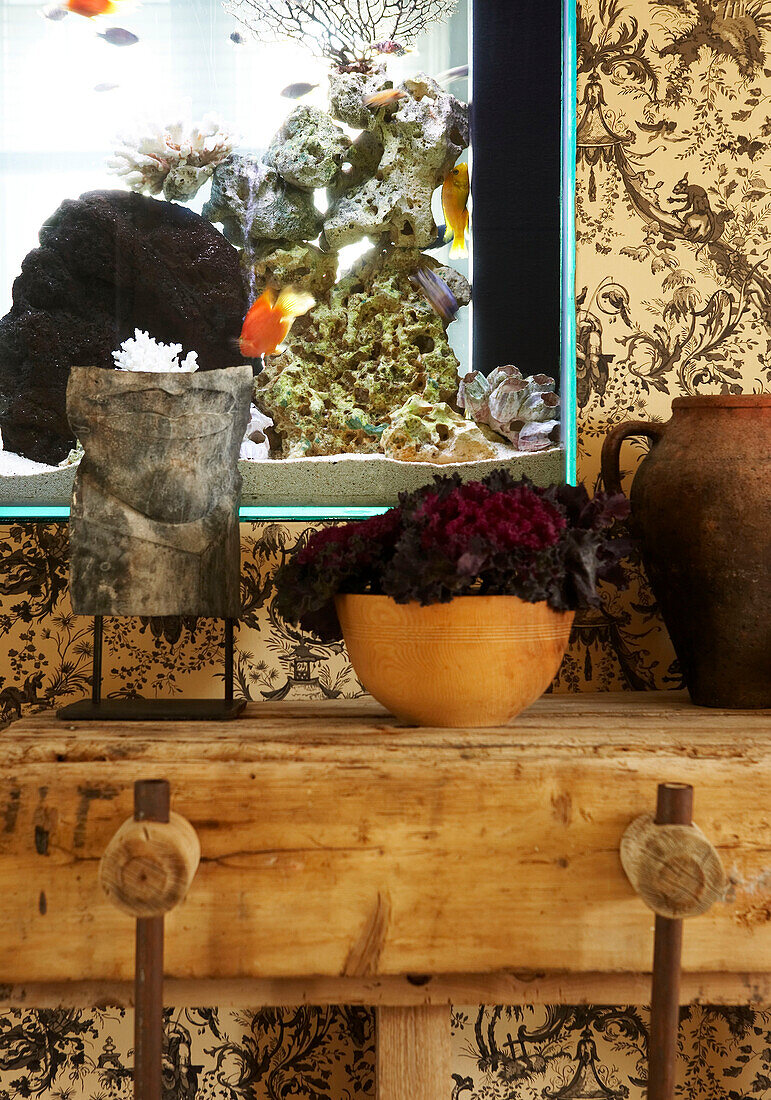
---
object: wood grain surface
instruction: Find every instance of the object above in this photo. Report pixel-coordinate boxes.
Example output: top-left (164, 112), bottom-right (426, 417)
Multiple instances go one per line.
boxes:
top-left (377, 1005), bottom-right (450, 1100)
top-left (0, 692), bottom-right (769, 985)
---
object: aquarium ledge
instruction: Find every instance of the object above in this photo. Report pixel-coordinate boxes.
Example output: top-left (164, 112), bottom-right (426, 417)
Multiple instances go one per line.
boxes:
top-left (0, 447), bottom-right (564, 509)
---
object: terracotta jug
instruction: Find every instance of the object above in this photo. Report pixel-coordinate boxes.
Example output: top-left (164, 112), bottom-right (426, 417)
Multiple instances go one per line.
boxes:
top-left (601, 395), bottom-right (770, 709)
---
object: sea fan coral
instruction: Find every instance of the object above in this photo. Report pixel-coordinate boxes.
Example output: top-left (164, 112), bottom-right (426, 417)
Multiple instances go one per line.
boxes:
top-left (112, 330), bottom-right (199, 373)
top-left (107, 113), bottom-right (238, 201)
top-left (223, 0), bottom-right (458, 67)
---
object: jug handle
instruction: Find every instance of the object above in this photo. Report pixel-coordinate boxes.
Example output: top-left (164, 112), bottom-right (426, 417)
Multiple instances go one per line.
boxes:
top-left (601, 421), bottom-right (665, 496)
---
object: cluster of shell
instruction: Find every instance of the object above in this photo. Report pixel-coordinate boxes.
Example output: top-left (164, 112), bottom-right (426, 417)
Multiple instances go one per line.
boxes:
top-left (459, 366), bottom-right (561, 452)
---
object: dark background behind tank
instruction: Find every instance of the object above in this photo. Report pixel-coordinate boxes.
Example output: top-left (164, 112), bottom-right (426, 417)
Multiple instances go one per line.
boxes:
top-left (472, 0), bottom-right (563, 382)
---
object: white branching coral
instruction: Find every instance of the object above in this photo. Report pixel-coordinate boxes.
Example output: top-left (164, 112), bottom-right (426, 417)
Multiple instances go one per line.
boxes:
top-left (112, 330), bottom-right (200, 373)
top-left (223, 0), bottom-right (458, 67)
top-left (107, 113), bottom-right (238, 202)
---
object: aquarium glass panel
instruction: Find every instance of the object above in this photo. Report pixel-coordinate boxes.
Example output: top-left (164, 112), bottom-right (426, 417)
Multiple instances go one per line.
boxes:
top-left (0, 0), bottom-right (573, 520)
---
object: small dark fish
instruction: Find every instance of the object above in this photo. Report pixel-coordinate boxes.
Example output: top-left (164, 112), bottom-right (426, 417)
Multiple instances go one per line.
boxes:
top-left (94, 81), bottom-right (120, 92)
top-left (97, 26), bottom-right (138, 45)
top-left (230, 30), bottom-right (245, 44)
top-left (373, 39), bottom-right (408, 56)
top-left (410, 267), bottom-right (458, 324)
top-left (364, 88), bottom-right (407, 109)
top-left (40, 3), bottom-right (69, 19)
top-left (436, 64), bottom-right (468, 84)
top-left (281, 81), bottom-right (319, 99)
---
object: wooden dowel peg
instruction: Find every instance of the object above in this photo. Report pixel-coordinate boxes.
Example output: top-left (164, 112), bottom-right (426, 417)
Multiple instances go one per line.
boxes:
top-left (620, 814), bottom-right (726, 920)
top-left (99, 807), bottom-right (200, 918)
top-left (99, 780), bottom-right (200, 1100)
top-left (643, 783), bottom-right (693, 1100)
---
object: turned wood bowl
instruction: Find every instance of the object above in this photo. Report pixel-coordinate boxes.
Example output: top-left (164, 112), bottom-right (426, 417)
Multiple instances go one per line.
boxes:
top-left (336, 594), bottom-right (574, 727)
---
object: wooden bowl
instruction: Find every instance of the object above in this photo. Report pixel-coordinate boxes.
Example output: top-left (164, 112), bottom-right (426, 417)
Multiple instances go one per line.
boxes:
top-left (335, 594), bottom-right (575, 727)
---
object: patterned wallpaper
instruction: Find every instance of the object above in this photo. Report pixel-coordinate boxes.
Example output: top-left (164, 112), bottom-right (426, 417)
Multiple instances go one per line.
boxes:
top-left (1, 1004), bottom-right (771, 1100)
top-left (1, 0), bottom-right (771, 1094)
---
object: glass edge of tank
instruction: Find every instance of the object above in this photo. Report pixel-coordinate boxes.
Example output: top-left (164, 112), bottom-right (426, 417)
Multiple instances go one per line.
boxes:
top-left (0, 0), bottom-right (578, 524)
top-left (561, 0), bottom-right (578, 487)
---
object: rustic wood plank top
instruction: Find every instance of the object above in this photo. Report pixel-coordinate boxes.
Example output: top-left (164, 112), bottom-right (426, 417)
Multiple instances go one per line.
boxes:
top-left (1, 691), bottom-right (770, 987)
top-left (6, 690), bottom-right (771, 760)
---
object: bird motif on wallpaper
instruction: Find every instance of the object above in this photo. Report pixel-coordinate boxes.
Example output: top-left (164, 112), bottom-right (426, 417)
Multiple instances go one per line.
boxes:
top-left (653, 0), bottom-right (771, 77)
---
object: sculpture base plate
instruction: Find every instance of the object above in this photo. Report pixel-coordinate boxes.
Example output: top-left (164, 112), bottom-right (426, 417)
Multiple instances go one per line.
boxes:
top-left (57, 699), bottom-right (246, 722)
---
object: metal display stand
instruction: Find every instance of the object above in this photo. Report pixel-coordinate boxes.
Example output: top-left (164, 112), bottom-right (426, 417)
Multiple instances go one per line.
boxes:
top-left (57, 617), bottom-right (245, 720)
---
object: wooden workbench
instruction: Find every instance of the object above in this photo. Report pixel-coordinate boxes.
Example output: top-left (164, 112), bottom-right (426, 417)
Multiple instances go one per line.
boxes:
top-left (1, 692), bottom-right (770, 1096)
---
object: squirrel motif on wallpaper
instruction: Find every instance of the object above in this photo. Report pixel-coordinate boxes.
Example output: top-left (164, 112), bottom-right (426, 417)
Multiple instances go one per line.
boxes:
top-left (0, 671), bottom-right (45, 720)
top-left (668, 173), bottom-right (734, 242)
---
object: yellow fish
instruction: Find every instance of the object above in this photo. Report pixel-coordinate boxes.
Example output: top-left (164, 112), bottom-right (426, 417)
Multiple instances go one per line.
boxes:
top-left (441, 162), bottom-right (470, 258)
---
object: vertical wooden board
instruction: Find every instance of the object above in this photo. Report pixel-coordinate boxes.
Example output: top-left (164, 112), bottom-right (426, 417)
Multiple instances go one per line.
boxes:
top-left (377, 1006), bottom-right (450, 1100)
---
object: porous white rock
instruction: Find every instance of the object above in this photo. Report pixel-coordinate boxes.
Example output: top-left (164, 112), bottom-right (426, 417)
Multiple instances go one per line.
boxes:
top-left (202, 155), bottom-right (323, 245)
top-left (107, 113), bottom-right (238, 202)
top-left (328, 64), bottom-right (391, 129)
top-left (381, 396), bottom-right (498, 464)
top-left (265, 105), bottom-right (351, 191)
top-left (323, 73), bottom-right (469, 251)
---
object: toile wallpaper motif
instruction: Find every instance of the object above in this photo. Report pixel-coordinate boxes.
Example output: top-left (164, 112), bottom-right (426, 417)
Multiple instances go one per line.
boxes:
top-left (2, 1004), bottom-right (771, 1100)
top-left (1, 0), bottom-right (771, 1094)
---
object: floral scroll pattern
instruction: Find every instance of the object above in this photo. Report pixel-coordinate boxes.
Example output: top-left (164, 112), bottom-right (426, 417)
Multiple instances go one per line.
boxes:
top-left (576, 0), bottom-right (771, 687)
top-left (0, 1005), bottom-right (770, 1099)
top-left (0, 1), bottom-right (769, 1094)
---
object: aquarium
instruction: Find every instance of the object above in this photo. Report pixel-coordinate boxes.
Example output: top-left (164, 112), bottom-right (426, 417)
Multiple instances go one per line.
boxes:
top-left (0, 0), bottom-right (575, 519)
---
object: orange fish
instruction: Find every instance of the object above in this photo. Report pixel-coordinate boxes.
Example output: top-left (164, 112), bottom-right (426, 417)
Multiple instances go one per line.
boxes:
top-left (442, 162), bottom-right (470, 258)
top-left (363, 88), bottom-right (407, 109)
top-left (239, 286), bottom-right (315, 359)
top-left (65, 0), bottom-right (124, 16)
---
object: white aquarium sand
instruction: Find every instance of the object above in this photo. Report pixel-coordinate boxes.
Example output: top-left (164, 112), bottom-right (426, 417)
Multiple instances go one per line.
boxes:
top-left (0, 447), bottom-right (564, 509)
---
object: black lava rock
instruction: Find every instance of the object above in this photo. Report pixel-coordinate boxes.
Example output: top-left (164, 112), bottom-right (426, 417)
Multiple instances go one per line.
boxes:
top-left (0, 190), bottom-right (247, 464)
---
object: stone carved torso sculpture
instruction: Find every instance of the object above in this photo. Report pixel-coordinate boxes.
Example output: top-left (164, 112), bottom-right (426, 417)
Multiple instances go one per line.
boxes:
top-left (67, 365), bottom-right (253, 618)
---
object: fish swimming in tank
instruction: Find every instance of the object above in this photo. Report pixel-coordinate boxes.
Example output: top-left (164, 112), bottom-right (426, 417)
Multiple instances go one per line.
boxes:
top-left (363, 89), bottom-right (408, 109)
top-left (436, 64), bottom-right (469, 85)
top-left (40, 3), bottom-right (69, 20)
top-left (239, 287), bottom-right (315, 359)
top-left (281, 82), bottom-right (319, 99)
top-left (373, 40), bottom-right (410, 57)
top-left (62, 0), bottom-right (129, 16)
top-left (97, 26), bottom-right (138, 45)
top-left (442, 162), bottom-right (470, 258)
top-left (410, 268), bottom-right (459, 324)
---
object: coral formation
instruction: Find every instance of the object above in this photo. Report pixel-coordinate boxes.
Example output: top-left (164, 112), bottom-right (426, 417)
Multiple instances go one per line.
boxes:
top-left (251, 240), bottom-right (338, 300)
top-left (459, 366), bottom-right (561, 452)
top-left (254, 246), bottom-right (469, 457)
top-left (193, 31), bottom-right (471, 465)
top-left (223, 0), bottom-right (458, 67)
top-left (381, 396), bottom-right (499, 463)
top-left (0, 191), bottom-right (246, 464)
top-left (265, 106), bottom-right (351, 191)
top-left (203, 155), bottom-right (323, 245)
top-left (324, 73), bottom-right (469, 250)
top-left (107, 113), bottom-right (237, 202)
top-left (112, 330), bottom-right (199, 373)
